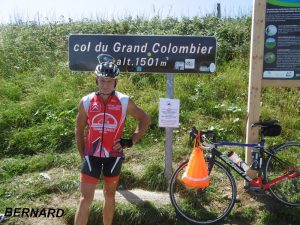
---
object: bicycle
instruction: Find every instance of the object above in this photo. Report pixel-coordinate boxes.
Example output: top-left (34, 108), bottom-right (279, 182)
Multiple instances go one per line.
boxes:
top-left (169, 120), bottom-right (300, 224)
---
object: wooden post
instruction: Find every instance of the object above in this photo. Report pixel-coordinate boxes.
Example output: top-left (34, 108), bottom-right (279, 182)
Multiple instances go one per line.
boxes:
top-left (245, 0), bottom-right (266, 177)
top-left (165, 73), bottom-right (174, 183)
top-left (217, 3), bottom-right (221, 18)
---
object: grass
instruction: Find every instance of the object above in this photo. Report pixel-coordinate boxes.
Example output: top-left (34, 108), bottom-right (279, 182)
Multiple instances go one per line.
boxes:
top-left (0, 166), bottom-right (80, 208)
top-left (0, 152), bottom-right (80, 181)
top-left (141, 163), bottom-right (168, 191)
top-left (63, 199), bottom-right (300, 225)
top-left (64, 201), bottom-right (187, 225)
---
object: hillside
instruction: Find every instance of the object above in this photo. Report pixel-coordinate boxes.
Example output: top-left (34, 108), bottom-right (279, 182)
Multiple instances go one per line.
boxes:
top-left (0, 16), bottom-right (299, 225)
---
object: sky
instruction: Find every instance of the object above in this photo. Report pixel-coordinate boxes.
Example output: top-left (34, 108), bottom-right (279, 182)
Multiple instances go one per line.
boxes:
top-left (0, 0), bottom-right (253, 24)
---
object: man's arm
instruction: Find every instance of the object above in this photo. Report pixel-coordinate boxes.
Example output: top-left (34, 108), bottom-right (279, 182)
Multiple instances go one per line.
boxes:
top-left (127, 98), bottom-right (151, 144)
top-left (75, 100), bottom-right (88, 159)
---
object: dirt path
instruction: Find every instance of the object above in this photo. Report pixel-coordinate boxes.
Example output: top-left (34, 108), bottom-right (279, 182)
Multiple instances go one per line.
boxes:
top-left (95, 188), bottom-right (170, 205)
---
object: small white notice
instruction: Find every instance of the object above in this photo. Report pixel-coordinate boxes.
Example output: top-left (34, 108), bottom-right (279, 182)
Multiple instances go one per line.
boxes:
top-left (159, 98), bottom-right (180, 128)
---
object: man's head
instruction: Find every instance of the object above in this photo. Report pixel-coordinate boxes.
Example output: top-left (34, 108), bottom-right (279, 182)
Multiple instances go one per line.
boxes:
top-left (95, 61), bottom-right (119, 95)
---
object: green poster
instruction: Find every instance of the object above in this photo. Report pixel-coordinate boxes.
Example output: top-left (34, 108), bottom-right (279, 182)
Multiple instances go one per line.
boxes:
top-left (263, 0), bottom-right (300, 79)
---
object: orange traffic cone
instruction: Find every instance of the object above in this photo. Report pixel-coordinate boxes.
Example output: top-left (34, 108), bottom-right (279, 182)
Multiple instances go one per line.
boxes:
top-left (182, 146), bottom-right (209, 188)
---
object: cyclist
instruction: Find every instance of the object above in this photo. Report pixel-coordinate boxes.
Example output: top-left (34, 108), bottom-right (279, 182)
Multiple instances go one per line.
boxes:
top-left (74, 57), bottom-right (150, 225)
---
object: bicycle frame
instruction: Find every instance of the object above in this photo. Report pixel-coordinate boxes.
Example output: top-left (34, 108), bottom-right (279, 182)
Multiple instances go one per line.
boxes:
top-left (207, 140), bottom-right (299, 190)
top-left (209, 142), bottom-right (257, 182)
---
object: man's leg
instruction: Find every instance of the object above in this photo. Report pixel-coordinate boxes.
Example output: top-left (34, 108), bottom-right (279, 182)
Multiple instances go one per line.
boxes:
top-left (102, 179), bottom-right (119, 225)
top-left (74, 182), bottom-right (97, 225)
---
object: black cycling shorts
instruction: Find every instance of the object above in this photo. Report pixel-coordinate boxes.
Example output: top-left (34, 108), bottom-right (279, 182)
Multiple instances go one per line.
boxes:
top-left (80, 155), bottom-right (124, 184)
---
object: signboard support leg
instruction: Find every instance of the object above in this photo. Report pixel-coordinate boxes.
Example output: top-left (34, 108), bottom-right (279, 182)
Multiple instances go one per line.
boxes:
top-left (165, 73), bottom-right (174, 183)
top-left (246, 0), bottom-right (266, 180)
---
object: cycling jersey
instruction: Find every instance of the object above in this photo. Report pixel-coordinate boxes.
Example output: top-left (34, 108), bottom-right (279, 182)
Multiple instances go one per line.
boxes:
top-left (82, 91), bottom-right (129, 158)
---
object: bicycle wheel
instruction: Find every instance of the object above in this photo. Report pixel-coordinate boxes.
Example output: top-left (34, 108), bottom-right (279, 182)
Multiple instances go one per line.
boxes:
top-left (265, 142), bottom-right (300, 206)
top-left (169, 160), bottom-right (237, 224)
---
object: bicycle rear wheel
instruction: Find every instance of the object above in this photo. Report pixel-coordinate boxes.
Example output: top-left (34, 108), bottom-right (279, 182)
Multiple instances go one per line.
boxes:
top-left (169, 160), bottom-right (237, 224)
top-left (265, 142), bottom-right (300, 206)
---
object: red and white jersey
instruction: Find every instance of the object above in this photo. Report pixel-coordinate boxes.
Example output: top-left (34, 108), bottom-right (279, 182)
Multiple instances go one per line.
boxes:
top-left (82, 91), bottom-right (129, 158)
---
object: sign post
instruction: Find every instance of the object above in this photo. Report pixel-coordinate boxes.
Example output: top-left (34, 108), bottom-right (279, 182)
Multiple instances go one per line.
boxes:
top-left (69, 34), bottom-right (216, 73)
top-left (69, 34), bottom-right (217, 182)
top-left (245, 0), bottom-right (266, 177)
top-left (165, 74), bottom-right (175, 182)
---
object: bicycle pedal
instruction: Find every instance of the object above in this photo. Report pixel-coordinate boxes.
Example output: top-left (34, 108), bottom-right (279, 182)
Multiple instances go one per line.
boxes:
top-left (248, 189), bottom-right (267, 196)
top-left (244, 185), bottom-right (266, 195)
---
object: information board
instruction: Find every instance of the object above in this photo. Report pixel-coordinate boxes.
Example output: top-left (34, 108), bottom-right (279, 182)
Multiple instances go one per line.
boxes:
top-left (69, 34), bottom-right (216, 73)
top-left (263, 0), bottom-right (300, 80)
top-left (159, 98), bottom-right (180, 128)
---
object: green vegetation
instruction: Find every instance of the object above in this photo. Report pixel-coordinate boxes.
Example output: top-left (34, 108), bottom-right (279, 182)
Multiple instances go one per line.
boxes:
top-left (0, 15), bottom-right (299, 225)
top-left (64, 202), bottom-right (187, 225)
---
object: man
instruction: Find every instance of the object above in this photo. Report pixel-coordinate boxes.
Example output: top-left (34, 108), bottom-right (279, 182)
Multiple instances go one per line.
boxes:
top-left (74, 57), bottom-right (150, 225)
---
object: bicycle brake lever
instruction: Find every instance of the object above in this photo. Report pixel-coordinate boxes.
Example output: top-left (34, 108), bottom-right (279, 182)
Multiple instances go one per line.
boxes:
top-left (200, 141), bottom-right (215, 149)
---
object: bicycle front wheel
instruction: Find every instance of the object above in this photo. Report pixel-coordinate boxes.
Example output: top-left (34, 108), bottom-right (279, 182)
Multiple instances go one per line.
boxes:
top-left (169, 160), bottom-right (237, 225)
top-left (265, 142), bottom-right (300, 206)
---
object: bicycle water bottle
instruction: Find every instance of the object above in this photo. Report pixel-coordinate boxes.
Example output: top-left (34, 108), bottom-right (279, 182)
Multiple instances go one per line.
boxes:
top-left (227, 151), bottom-right (250, 172)
top-left (251, 149), bottom-right (259, 170)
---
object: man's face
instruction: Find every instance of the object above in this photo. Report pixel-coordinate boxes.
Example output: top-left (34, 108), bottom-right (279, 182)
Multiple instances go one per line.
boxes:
top-left (97, 77), bottom-right (116, 94)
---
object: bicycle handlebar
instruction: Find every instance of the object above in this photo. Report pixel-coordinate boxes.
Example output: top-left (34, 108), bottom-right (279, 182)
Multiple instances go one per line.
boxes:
top-left (189, 127), bottom-right (217, 144)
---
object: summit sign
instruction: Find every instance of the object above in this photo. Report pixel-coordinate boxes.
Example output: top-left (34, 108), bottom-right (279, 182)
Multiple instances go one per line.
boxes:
top-left (69, 34), bottom-right (216, 73)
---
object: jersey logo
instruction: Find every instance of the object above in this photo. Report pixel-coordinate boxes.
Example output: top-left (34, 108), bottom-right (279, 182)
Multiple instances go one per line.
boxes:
top-left (107, 104), bottom-right (122, 111)
top-left (91, 113), bottom-right (118, 132)
top-left (91, 102), bottom-right (100, 112)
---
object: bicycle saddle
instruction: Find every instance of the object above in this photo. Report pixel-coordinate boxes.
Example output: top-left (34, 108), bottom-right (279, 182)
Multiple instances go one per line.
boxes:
top-left (252, 120), bottom-right (281, 137)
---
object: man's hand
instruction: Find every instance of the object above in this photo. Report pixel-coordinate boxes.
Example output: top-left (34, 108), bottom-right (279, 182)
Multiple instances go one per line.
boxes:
top-left (113, 138), bottom-right (133, 152)
top-left (120, 138), bottom-right (133, 148)
top-left (113, 139), bottom-right (123, 152)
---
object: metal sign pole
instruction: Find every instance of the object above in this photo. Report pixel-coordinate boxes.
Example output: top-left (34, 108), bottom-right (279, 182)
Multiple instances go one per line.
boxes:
top-left (165, 73), bottom-right (174, 183)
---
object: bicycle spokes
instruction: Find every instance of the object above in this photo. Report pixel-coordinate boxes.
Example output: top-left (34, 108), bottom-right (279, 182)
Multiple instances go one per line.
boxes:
top-left (170, 160), bottom-right (237, 224)
top-left (265, 143), bottom-right (300, 206)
